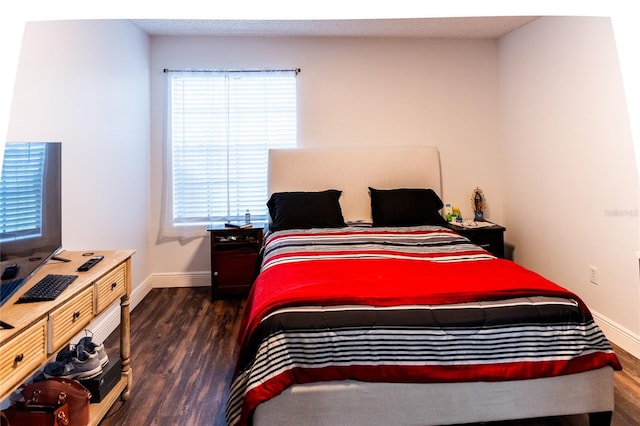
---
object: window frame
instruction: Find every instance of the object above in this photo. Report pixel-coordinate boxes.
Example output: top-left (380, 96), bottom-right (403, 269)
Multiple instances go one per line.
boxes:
top-left (160, 69), bottom-right (298, 239)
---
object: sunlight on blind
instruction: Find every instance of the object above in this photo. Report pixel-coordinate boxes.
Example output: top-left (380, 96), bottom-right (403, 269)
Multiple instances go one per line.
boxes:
top-left (0, 142), bottom-right (46, 241)
top-left (164, 70), bottom-right (297, 237)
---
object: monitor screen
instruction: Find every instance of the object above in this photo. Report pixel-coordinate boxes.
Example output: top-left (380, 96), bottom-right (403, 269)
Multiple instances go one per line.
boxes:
top-left (0, 142), bottom-right (62, 306)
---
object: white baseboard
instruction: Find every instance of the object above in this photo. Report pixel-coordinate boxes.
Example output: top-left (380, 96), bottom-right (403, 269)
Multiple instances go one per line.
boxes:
top-left (592, 310), bottom-right (640, 358)
top-left (151, 271), bottom-right (211, 288)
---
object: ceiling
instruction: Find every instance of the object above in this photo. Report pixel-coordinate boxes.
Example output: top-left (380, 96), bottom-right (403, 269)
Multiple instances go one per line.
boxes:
top-left (130, 16), bottom-right (539, 38)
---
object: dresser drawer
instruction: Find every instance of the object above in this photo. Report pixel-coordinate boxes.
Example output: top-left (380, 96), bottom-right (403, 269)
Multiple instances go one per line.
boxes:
top-left (48, 286), bottom-right (94, 353)
top-left (0, 318), bottom-right (47, 397)
top-left (95, 262), bottom-right (127, 313)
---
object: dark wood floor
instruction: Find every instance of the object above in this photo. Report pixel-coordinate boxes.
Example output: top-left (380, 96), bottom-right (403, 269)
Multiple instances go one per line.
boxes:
top-left (99, 287), bottom-right (640, 425)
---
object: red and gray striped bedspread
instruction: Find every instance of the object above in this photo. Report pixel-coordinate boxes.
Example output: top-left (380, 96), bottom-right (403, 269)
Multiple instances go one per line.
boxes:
top-left (226, 226), bottom-right (621, 426)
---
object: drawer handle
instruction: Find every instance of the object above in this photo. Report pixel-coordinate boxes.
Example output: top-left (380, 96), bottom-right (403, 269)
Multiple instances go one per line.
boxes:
top-left (111, 282), bottom-right (117, 291)
top-left (14, 353), bottom-right (24, 364)
top-left (72, 311), bottom-right (81, 321)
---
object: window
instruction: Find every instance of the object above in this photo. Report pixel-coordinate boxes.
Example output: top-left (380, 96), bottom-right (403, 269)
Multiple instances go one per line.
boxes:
top-left (162, 69), bottom-right (297, 238)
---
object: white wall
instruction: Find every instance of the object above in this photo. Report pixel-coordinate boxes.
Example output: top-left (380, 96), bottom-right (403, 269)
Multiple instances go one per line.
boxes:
top-left (149, 35), bottom-right (504, 276)
top-left (7, 20), bottom-right (152, 297)
top-left (500, 17), bottom-right (640, 354)
top-left (6, 15), bottom-right (639, 357)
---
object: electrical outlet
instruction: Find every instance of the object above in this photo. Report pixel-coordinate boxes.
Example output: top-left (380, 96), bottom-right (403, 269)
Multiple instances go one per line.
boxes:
top-left (589, 265), bottom-right (598, 285)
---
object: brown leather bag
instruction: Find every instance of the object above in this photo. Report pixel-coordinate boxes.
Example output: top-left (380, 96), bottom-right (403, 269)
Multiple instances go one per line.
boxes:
top-left (22, 378), bottom-right (91, 426)
top-left (1, 401), bottom-right (70, 426)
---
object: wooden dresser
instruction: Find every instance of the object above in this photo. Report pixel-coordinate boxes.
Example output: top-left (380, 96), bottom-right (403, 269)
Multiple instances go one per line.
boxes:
top-left (0, 250), bottom-right (134, 425)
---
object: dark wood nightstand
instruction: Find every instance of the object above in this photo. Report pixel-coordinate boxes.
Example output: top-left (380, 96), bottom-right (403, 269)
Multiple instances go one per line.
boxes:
top-left (207, 225), bottom-right (264, 300)
top-left (447, 222), bottom-right (506, 258)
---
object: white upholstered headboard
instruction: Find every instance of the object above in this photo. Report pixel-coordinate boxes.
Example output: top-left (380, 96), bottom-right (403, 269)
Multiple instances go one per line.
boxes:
top-left (268, 147), bottom-right (442, 222)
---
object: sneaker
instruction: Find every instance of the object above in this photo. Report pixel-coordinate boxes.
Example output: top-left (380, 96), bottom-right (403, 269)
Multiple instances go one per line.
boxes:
top-left (56, 331), bottom-right (109, 368)
top-left (84, 339), bottom-right (109, 368)
top-left (45, 344), bottom-right (102, 380)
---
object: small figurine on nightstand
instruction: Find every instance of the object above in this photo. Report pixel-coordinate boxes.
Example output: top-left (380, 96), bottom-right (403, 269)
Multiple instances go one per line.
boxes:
top-left (451, 206), bottom-right (462, 224)
top-left (472, 187), bottom-right (486, 221)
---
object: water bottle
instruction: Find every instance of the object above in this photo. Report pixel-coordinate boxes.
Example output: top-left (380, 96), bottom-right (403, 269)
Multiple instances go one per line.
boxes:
top-left (245, 209), bottom-right (251, 224)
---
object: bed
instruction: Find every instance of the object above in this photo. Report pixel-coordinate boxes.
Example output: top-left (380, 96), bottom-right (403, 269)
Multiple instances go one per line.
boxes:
top-left (226, 147), bottom-right (621, 426)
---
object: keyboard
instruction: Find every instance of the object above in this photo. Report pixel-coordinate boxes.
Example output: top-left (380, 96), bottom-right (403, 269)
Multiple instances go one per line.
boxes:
top-left (18, 274), bottom-right (78, 303)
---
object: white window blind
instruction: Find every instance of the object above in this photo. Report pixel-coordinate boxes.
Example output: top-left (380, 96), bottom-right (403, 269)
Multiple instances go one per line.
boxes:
top-left (0, 142), bottom-right (46, 242)
top-left (163, 69), bottom-right (297, 237)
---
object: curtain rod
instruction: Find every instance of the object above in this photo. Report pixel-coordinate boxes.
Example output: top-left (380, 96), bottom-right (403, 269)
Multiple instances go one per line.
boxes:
top-left (163, 68), bottom-right (300, 74)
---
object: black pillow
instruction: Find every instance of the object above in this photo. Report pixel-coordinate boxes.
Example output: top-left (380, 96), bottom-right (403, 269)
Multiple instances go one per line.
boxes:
top-left (369, 187), bottom-right (447, 227)
top-left (267, 190), bottom-right (346, 231)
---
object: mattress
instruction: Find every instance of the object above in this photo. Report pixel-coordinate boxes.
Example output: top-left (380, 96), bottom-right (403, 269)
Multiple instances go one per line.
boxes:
top-left (226, 226), bottom-right (621, 426)
top-left (253, 368), bottom-right (615, 425)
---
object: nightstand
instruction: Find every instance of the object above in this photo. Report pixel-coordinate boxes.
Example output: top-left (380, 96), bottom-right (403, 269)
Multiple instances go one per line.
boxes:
top-left (447, 222), bottom-right (506, 258)
top-left (207, 225), bottom-right (264, 300)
